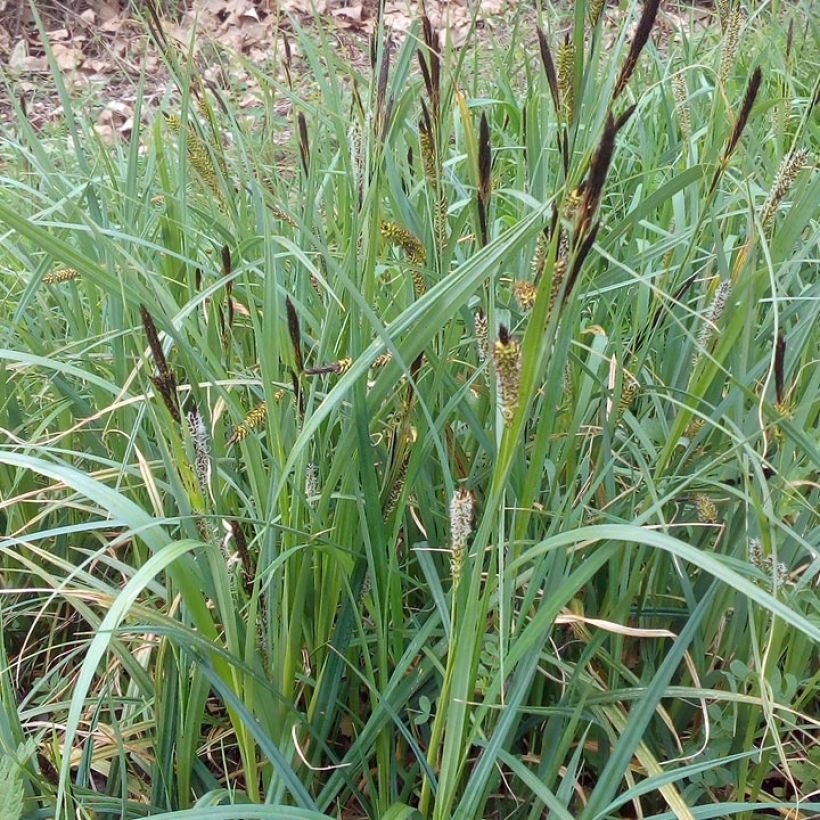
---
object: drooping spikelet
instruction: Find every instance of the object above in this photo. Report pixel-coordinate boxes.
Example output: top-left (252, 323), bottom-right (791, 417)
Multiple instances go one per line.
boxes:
top-left (381, 221), bottom-right (427, 265)
top-left (477, 111), bottom-right (492, 247)
top-left (494, 324), bottom-right (521, 426)
top-left (304, 357), bottom-right (353, 377)
top-left (270, 205), bottom-right (299, 228)
top-left (618, 378), bottom-right (640, 415)
top-left (514, 281), bottom-right (537, 312)
top-left (536, 28), bottom-right (560, 114)
top-left (672, 73), bottom-right (692, 142)
top-left (434, 191), bottom-right (449, 251)
top-left (221, 519), bottom-right (254, 595)
top-left (695, 279), bottom-right (732, 359)
top-left (475, 309), bottom-right (490, 364)
top-left (695, 494), bottom-right (718, 524)
top-left (612, 0), bottom-right (662, 100)
top-left (588, 0), bottom-right (605, 28)
top-left (716, 0), bottom-right (730, 31)
top-left (419, 112), bottom-right (438, 189)
top-left (140, 305), bottom-right (180, 424)
top-left (187, 407), bottom-right (211, 495)
top-left (372, 352), bottom-right (393, 369)
top-left (166, 113), bottom-right (223, 204)
top-left (531, 231), bottom-right (548, 280)
top-left (557, 34), bottom-right (575, 124)
top-left (449, 488), bottom-right (474, 589)
top-left (305, 462), bottom-right (319, 506)
top-left (766, 556), bottom-right (789, 590)
top-left (385, 449), bottom-right (411, 515)
top-left (748, 538), bottom-right (764, 570)
top-left (349, 117), bottom-right (365, 203)
top-left (761, 148), bottom-right (809, 230)
top-left (43, 268), bottom-right (79, 285)
top-left (718, 4), bottom-right (742, 87)
top-left (228, 400), bottom-right (268, 447)
top-left (548, 237), bottom-right (569, 314)
top-left (684, 417), bottom-right (705, 440)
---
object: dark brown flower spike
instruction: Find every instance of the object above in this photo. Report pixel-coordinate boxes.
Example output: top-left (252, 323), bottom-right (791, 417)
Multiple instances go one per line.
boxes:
top-left (286, 297), bottom-right (304, 373)
top-left (614, 102), bottom-right (638, 133)
top-left (775, 332), bottom-right (786, 405)
top-left (418, 16), bottom-right (441, 125)
top-left (140, 304), bottom-right (168, 375)
top-left (376, 36), bottom-right (391, 135)
top-left (576, 114), bottom-right (617, 240)
top-left (726, 67), bottom-right (762, 160)
top-left (477, 112), bottom-right (492, 247)
top-left (297, 111), bottom-right (310, 175)
top-left (537, 28), bottom-right (560, 113)
top-left (282, 32), bottom-right (293, 89)
top-left (709, 67), bottom-right (763, 193)
top-left (140, 304), bottom-right (180, 423)
top-left (228, 519), bottom-right (254, 594)
top-left (631, 271), bottom-right (698, 356)
top-left (221, 245), bottom-right (232, 278)
top-left (564, 219), bottom-right (600, 303)
top-left (612, 0), bottom-right (662, 100)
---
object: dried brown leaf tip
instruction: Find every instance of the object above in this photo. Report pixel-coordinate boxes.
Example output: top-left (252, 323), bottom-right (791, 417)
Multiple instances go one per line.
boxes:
top-left (612, 0), bottom-right (661, 100)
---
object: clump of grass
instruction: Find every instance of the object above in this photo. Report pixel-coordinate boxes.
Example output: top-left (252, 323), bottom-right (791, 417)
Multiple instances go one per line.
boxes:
top-left (0, 1), bottom-right (818, 818)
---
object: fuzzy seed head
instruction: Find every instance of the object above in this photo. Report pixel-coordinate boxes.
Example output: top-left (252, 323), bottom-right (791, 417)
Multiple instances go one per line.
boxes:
top-left (719, 5), bottom-right (742, 87)
top-left (230, 400), bottom-right (268, 446)
top-left (618, 379), bottom-right (640, 414)
top-left (494, 325), bottom-right (521, 426)
top-left (696, 280), bottom-right (732, 358)
top-left (672, 74), bottom-right (692, 141)
top-left (381, 221), bottom-right (427, 265)
top-left (761, 148), bottom-right (809, 230)
top-left (588, 0), bottom-right (605, 28)
top-left (748, 538), bottom-right (764, 569)
top-left (449, 488), bottom-right (474, 588)
top-left (475, 309), bottom-right (490, 364)
top-left (684, 418), bottom-right (705, 440)
top-left (187, 408), bottom-right (212, 494)
top-left (514, 280), bottom-right (537, 312)
top-left (43, 268), bottom-right (79, 285)
top-left (557, 35), bottom-right (575, 124)
top-left (531, 233), bottom-right (548, 279)
top-left (695, 494), bottom-right (718, 524)
top-left (305, 462), bottom-right (319, 505)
